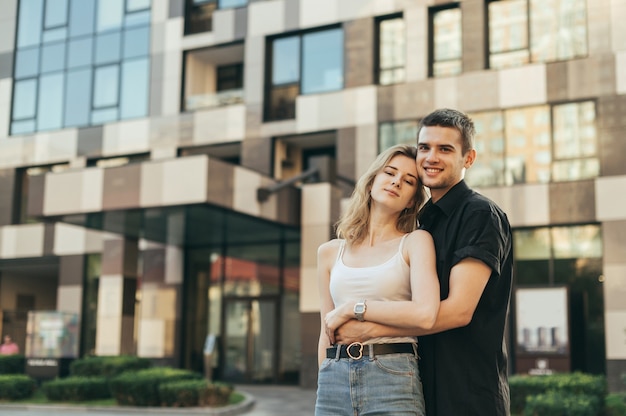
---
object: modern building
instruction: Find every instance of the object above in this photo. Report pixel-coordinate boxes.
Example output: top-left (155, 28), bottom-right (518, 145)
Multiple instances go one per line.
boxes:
top-left (0, 0), bottom-right (625, 391)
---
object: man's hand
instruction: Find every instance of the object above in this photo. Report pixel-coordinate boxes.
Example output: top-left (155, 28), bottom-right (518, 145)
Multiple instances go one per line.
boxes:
top-left (334, 320), bottom-right (375, 344)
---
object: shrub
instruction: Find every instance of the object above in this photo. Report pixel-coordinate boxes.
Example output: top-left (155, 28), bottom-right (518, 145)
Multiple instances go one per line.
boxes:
top-left (0, 354), bottom-right (25, 374)
top-left (70, 355), bottom-right (151, 378)
top-left (0, 374), bottom-right (36, 400)
top-left (523, 392), bottom-right (600, 416)
top-left (158, 379), bottom-right (234, 407)
top-left (605, 393), bottom-right (626, 416)
top-left (41, 376), bottom-right (111, 402)
top-left (109, 367), bottom-right (202, 407)
top-left (510, 372), bottom-right (607, 415)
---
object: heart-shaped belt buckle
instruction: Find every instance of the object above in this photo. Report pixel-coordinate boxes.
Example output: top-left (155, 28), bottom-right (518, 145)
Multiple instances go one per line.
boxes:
top-left (347, 342), bottom-right (364, 359)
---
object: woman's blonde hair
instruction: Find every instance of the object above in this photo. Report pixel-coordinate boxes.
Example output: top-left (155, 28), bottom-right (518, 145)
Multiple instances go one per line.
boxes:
top-left (335, 144), bottom-right (426, 245)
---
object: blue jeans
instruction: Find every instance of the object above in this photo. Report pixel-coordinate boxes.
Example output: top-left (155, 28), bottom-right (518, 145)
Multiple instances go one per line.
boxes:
top-left (315, 350), bottom-right (425, 416)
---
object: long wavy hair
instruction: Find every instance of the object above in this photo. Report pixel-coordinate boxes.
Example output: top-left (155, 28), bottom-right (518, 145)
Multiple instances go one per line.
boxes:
top-left (335, 144), bottom-right (426, 245)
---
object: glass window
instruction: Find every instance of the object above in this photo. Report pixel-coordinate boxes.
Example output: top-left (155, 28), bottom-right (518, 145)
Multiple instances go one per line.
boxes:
top-left (301, 29), bottom-right (343, 94)
top-left (123, 26), bottom-right (150, 59)
top-left (184, 0), bottom-right (217, 35)
top-left (40, 42), bottom-right (66, 73)
top-left (97, 0), bottom-right (124, 32)
top-left (378, 16), bottom-right (405, 85)
top-left (127, 0), bottom-right (151, 11)
top-left (64, 68), bottom-right (92, 127)
top-left (95, 32), bottom-right (122, 64)
top-left (271, 36), bottom-right (300, 85)
top-left (17, 0), bottom-right (44, 48)
top-left (125, 10), bottom-right (151, 27)
top-left (219, 0), bottom-right (247, 8)
top-left (378, 120), bottom-right (418, 150)
top-left (120, 58), bottom-right (149, 119)
top-left (37, 73), bottom-right (65, 131)
top-left (488, 0), bottom-right (529, 69)
top-left (217, 63), bottom-right (243, 91)
top-left (432, 6), bottom-right (462, 77)
top-left (45, 0), bottom-right (69, 28)
top-left (12, 79), bottom-right (38, 120)
top-left (93, 65), bottom-right (119, 107)
top-left (69, 0), bottom-right (96, 37)
top-left (15, 47), bottom-right (40, 79)
top-left (68, 37), bottom-right (94, 69)
top-left (92, 108), bottom-right (118, 124)
top-left (465, 111), bottom-right (506, 187)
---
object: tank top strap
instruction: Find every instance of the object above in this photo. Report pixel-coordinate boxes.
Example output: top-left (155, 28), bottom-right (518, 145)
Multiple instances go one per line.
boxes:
top-left (335, 239), bottom-right (346, 264)
top-left (398, 233), bottom-right (410, 254)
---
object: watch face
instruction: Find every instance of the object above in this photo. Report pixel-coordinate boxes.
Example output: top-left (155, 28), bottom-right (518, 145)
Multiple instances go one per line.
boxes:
top-left (355, 304), bottom-right (365, 313)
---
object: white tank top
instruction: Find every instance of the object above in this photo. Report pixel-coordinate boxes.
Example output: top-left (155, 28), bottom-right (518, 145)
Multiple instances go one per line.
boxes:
top-left (329, 234), bottom-right (416, 345)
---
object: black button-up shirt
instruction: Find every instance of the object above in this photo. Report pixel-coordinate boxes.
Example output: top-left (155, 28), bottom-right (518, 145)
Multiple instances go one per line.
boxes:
top-left (418, 180), bottom-right (513, 416)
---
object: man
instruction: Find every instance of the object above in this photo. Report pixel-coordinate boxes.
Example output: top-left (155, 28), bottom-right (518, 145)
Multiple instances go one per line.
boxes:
top-left (335, 108), bottom-right (513, 415)
top-left (0, 334), bottom-right (20, 355)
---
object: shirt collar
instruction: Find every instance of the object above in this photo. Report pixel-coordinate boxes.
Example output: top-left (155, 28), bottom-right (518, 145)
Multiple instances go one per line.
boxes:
top-left (430, 180), bottom-right (472, 217)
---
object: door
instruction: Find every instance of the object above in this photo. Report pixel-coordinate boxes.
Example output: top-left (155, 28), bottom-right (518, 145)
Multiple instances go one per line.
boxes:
top-left (223, 297), bottom-right (277, 383)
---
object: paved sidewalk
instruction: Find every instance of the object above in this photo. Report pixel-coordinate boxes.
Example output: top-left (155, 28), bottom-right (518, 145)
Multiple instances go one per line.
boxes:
top-left (0, 385), bottom-right (317, 416)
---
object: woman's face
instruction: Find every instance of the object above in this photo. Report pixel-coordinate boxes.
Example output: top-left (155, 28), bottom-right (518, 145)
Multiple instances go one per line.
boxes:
top-left (370, 154), bottom-right (419, 213)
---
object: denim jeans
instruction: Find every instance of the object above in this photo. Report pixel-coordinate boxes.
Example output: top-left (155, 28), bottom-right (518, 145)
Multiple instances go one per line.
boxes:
top-left (315, 351), bottom-right (425, 416)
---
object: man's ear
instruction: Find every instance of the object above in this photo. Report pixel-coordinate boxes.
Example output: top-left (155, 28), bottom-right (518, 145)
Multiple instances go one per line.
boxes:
top-left (464, 149), bottom-right (476, 169)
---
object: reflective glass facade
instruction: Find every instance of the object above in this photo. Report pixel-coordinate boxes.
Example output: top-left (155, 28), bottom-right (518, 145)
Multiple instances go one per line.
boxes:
top-left (11, 0), bottom-right (151, 135)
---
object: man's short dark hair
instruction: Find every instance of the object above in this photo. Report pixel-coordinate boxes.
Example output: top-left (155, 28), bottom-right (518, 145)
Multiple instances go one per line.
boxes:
top-left (417, 108), bottom-right (475, 154)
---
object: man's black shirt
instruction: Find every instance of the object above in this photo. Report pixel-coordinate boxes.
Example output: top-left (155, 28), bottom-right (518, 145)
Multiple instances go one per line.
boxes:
top-left (418, 180), bottom-right (513, 416)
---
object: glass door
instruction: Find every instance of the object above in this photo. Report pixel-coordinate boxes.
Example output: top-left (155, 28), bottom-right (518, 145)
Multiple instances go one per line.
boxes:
top-left (223, 297), bottom-right (277, 383)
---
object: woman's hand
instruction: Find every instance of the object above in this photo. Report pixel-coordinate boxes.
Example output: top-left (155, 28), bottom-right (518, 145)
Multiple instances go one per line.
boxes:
top-left (324, 302), bottom-right (354, 344)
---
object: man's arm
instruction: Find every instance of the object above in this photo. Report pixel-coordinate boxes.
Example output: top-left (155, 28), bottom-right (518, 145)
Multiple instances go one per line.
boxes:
top-left (334, 257), bottom-right (491, 344)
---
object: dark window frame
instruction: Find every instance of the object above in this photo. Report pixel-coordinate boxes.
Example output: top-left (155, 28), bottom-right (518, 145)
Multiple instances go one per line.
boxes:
top-left (428, 2), bottom-right (462, 78)
top-left (374, 12), bottom-right (404, 86)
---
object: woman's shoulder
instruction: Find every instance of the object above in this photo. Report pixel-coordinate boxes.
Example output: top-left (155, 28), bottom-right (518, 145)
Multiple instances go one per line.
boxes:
top-left (318, 238), bottom-right (343, 256)
top-left (404, 229), bottom-right (434, 250)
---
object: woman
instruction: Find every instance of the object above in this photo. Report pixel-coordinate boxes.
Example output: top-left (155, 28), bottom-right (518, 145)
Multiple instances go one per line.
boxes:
top-left (315, 144), bottom-right (440, 416)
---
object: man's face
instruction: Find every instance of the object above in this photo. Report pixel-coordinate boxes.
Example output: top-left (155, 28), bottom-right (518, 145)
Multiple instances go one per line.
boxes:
top-left (416, 125), bottom-right (475, 202)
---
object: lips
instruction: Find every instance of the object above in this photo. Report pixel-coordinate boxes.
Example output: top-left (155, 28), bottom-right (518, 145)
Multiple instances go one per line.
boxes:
top-left (384, 189), bottom-right (399, 197)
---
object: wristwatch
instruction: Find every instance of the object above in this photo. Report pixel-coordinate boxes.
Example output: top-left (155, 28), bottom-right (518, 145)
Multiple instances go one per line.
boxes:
top-left (354, 300), bottom-right (367, 322)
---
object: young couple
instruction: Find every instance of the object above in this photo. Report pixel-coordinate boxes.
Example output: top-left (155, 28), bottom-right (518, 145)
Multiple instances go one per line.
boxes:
top-left (315, 108), bottom-right (514, 416)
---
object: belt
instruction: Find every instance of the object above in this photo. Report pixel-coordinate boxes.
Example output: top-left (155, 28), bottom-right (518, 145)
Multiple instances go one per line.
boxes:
top-left (326, 342), bottom-right (416, 360)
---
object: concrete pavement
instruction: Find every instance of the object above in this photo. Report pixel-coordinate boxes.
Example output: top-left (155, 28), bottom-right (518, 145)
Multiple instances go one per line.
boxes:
top-left (0, 385), bottom-right (317, 416)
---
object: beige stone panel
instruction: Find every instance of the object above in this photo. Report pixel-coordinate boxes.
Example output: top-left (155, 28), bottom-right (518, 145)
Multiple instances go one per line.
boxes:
top-left (53, 224), bottom-right (86, 255)
top-left (150, 21), bottom-right (166, 55)
top-left (248, 1), bottom-right (285, 37)
top-left (57, 285), bottom-right (82, 314)
top-left (0, 78), bottom-right (12, 140)
top-left (498, 64), bottom-right (547, 109)
top-left (0, 1), bottom-right (16, 54)
top-left (43, 171), bottom-right (82, 216)
top-left (434, 76), bottom-right (459, 110)
top-left (259, 119), bottom-right (298, 139)
top-left (161, 157), bottom-right (208, 205)
top-left (0, 137), bottom-right (24, 169)
top-left (98, 275), bottom-right (124, 318)
top-left (193, 105), bottom-right (246, 143)
top-left (139, 161), bottom-right (164, 207)
top-left (354, 124), bottom-right (378, 178)
top-left (610, 0), bottom-right (626, 51)
top-left (102, 119), bottom-right (150, 156)
top-left (33, 130), bottom-right (78, 165)
top-left (302, 183), bottom-right (333, 227)
top-left (213, 8), bottom-right (235, 43)
top-left (300, 0), bottom-right (339, 28)
top-left (95, 316), bottom-right (121, 356)
top-left (165, 245), bottom-right (184, 284)
top-left (180, 31), bottom-right (216, 51)
top-left (596, 176), bottom-right (626, 221)
top-left (353, 86), bottom-right (378, 127)
top-left (605, 311), bottom-right (626, 359)
top-left (567, 55), bottom-right (615, 100)
top-left (405, 6), bottom-right (428, 82)
top-left (81, 168), bottom-right (104, 212)
top-left (457, 71), bottom-right (499, 112)
top-left (233, 166), bottom-right (263, 217)
top-left (617, 51), bottom-right (626, 95)
top-left (603, 220), bottom-right (626, 264)
top-left (0, 224), bottom-right (42, 259)
top-left (161, 51), bottom-right (183, 116)
top-left (478, 184), bottom-right (550, 227)
top-left (151, 0), bottom-right (168, 24)
top-left (244, 36), bottom-right (265, 105)
top-left (301, 224), bottom-right (333, 269)
top-left (603, 264), bottom-right (626, 310)
top-left (587, 0), bottom-right (612, 54)
top-left (164, 17), bottom-right (183, 52)
top-left (300, 265), bottom-right (320, 312)
top-left (137, 318), bottom-right (166, 357)
top-left (139, 284), bottom-right (159, 319)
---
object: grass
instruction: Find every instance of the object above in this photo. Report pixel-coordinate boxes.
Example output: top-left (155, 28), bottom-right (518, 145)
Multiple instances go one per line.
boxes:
top-left (7, 389), bottom-right (246, 408)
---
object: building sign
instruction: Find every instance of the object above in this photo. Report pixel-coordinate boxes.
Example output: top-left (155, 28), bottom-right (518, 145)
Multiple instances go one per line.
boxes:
top-left (515, 286), bottom-right (571, 374)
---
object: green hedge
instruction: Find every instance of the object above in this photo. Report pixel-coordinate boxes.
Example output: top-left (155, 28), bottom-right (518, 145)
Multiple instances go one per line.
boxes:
top-left (158, 379), bottom-right (233, 407)
top-left (69, 355), bottom-right (152, 378)
top-left (41, 376), bottom-right (111, 402)
top-left (510, 372), bottom-right (607, 415)
top-left (0, 374), bottom-right (36, 400)
top-left (0, 354), bottom-right (25, 374)
top-left (524, 392), bottom-right (600, 416)
top-left (605, 393), bottom-right (626, 416)
top-left (109, 367), bottom-right (202, 407)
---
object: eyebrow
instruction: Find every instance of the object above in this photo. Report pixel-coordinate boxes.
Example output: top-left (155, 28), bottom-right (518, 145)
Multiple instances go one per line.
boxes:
top-left (384, 165), bottom-right (418, 181)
